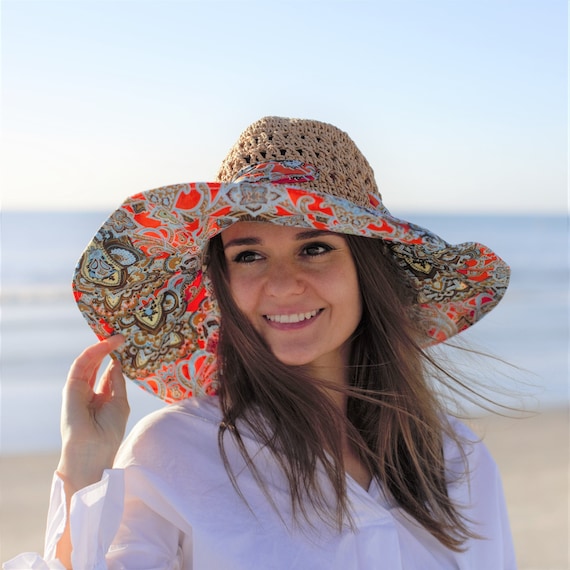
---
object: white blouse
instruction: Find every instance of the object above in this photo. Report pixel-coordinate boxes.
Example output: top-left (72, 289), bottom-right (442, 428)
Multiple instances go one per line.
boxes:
top-left (4, 397), bottom-right (516, 569)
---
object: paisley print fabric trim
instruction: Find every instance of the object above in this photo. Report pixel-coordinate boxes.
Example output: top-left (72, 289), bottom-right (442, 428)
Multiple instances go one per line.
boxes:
top-left (72, 182), bottom-right (510, 403)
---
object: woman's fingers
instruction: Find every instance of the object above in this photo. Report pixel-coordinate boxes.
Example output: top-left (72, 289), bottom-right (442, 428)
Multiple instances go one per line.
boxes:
top-left (91, 358), bottom-right (130, 445)
top-left (97, 358), bottom-right (129, 412)
top-left (67, 335), bottom-right (125, 392)
top-left (109, 358), bottom-right (128, 402)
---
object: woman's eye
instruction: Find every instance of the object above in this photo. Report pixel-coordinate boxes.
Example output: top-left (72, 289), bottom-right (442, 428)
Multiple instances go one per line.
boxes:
top-left (233, 250), bottom-right (262, 263)
top-left (302, 243), bottom-right (333, 257)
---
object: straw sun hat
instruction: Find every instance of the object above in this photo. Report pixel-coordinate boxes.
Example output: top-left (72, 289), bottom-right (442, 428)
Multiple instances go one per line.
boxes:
top-left (73, 117), bottom-right (510, 403)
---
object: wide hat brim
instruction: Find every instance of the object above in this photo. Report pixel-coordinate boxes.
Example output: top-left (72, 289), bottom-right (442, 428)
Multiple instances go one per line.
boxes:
top-left (72, 182), bottom-right (510, 403)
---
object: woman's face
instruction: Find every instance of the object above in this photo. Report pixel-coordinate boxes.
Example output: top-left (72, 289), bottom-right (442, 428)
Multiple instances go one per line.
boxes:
top-left (221, 222), bottom-right (362, 376)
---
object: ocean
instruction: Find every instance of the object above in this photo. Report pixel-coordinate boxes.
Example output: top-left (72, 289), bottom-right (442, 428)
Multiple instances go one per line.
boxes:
top-left (1, 211), bottom-right (568, 455)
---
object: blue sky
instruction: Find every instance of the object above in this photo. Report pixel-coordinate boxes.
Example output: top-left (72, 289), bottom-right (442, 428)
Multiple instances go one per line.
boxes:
top-left (1, 0), bottom-right (567, 213)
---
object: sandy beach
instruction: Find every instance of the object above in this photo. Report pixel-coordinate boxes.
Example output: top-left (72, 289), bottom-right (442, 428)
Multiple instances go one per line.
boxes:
top-left (1, 407), bottom-right (568, 568)
top-left (469, 407), bottom-right (569, 569)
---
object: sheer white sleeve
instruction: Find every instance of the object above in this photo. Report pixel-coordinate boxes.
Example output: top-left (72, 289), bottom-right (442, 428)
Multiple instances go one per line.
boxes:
top-left (3, 470), bottom-right (123, 569)
top-left (3, 466), bottom-right (185, 570)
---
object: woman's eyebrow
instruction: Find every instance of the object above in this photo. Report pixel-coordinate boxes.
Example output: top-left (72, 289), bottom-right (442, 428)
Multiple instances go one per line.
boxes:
top-left (294, 230), bottom-right (333, 241)
top-left (223, 229), bottom-right (334, 249)
top-left (223, 236), bottom-right (262, 249)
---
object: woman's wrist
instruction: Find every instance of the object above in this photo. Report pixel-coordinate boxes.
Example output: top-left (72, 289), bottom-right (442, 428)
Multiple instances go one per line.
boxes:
top-left (57, 443), bottom-right (117, 491)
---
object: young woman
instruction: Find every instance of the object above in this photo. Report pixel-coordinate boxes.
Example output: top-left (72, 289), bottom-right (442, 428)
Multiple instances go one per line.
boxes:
top-left (5, 117), bottom-right (515, 569)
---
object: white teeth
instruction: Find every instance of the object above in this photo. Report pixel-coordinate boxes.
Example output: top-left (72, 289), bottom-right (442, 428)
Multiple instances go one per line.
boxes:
top-left (265, 309), bottom-right (319, 323)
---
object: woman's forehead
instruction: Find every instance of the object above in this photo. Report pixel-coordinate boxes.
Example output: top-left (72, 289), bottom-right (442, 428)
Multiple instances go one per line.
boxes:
top-left (220, 221), bottom-right (338, 244)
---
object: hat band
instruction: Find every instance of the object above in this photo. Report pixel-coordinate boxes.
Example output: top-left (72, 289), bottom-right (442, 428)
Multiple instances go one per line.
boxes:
top-left (233, 160), bottom-right (319, 185)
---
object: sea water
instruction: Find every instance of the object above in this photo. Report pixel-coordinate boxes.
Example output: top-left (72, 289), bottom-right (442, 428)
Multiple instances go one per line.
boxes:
top-left (1, 211), bottom-right (568, 454)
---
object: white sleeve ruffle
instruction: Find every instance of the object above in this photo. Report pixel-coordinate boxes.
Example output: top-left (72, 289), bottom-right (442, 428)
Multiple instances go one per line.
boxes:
top-left (3, 470), bottom-right (124, 570)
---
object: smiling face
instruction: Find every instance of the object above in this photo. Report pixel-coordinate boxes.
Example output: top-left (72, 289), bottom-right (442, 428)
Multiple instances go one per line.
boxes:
top-left (221, 222), bottom-right (362, 380)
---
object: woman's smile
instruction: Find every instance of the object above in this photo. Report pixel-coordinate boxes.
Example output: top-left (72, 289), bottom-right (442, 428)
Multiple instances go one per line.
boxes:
top-left (221, 222), bottom-right (362, 375)
top-left (264, 308), bottom-right (322, 324)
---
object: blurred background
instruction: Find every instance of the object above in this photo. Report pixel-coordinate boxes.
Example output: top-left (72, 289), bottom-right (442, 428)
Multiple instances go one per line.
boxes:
top-left (1, 1), bottom-right (567, 567)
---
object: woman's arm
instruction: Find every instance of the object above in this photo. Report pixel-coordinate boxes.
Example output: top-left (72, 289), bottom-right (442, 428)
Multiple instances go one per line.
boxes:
top-left (54, 335), bottom-right (130, 569)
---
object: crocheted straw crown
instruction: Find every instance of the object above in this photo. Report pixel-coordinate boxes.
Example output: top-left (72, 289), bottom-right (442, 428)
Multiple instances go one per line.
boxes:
top-left (216, 116), bottom-right (379, 208)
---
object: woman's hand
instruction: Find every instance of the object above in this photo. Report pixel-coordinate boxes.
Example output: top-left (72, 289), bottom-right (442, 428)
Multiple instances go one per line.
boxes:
top-left (56, 335), bottom-right (130, 492)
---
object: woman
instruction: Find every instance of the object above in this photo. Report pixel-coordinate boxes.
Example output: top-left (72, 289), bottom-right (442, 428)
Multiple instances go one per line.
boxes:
top-left (5, 117), bottom-right (515, 569)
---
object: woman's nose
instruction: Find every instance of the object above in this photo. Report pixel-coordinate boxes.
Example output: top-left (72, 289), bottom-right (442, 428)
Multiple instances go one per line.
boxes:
top-left (263, 261), bottom-right (305, 297)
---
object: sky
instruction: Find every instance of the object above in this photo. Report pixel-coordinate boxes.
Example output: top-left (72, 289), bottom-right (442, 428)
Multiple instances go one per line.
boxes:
top-left (1, 0), bottom-right (567, 214)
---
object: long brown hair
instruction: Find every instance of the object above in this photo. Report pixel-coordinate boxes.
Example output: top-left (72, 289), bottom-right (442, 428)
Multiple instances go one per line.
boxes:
top-left (206, 230), bottom-right (474, 550)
